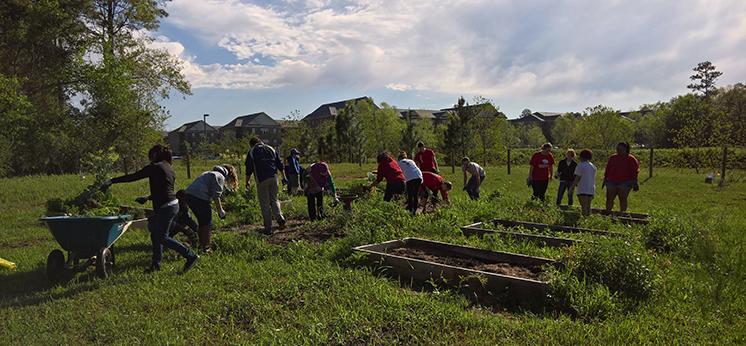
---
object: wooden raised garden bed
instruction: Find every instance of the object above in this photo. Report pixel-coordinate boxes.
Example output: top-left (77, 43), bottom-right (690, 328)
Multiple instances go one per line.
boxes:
top-left (491, 218), bottom-right (626, 237)
top-left (354, 238), bottom-right (557, 307)
top-left (461, 222), bottom-right (579, 247)
top-left (557, 205), bottom-right (650, 224)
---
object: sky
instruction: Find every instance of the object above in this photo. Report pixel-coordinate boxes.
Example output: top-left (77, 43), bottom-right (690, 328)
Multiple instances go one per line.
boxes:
top-left (153, 0), bottom-right (746, 130)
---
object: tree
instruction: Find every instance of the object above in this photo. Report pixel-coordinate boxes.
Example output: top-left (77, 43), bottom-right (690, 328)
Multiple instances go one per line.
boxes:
top-left (82, 0), bottom-right (190, 168)
top-left (521, 108), bottom-right (533, 118)
top-left (688, 61), bottom-right (722, 97)
top-left (360, 101), bottom-right (403, 156)
top-left (574, 106), bottom-right (634, 149)
top-left (443, 96), bottom-right (477, 170)
top-left (713, 83), bottom-right (746, 147)
top-left (400, 110), bottom-right (418, 156)
top-left (664, 94), bottom-right (711, 148)
top-left (551, 114), bottom-right (579, 148)
top-left (513, 124), bottom-right (546, 148)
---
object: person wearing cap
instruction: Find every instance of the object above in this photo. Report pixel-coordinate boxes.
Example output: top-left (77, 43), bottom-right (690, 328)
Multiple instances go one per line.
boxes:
top-left (285, 148), bottom-right (302, 195)
top-left (528, 143), bottom-right (555, 201)
top-left (305, 160), bottom-right (337, 220)
top-left (370, 151), bottom-right (406, 202)
top-left (462, 157), bottom-right (486, 200)
top-left (419, 171), bottom-right (453, 211)
top-left (246, 137), bottom-right (287, 235)
top-left (603, 142), bottom-right (640, 212)
top-left (397, 151), bottom-right (423, 215)
top-left (185, 164), bottom-right (238, 252)
top-left (414, 142), bottom-right (439, 173)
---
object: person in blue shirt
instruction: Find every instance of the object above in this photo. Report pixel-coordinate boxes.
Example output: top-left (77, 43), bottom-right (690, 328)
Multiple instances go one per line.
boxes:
top-left (245, 137), bottom-right (287, 235)
top-left (285, 148), bottom-right (302, 195)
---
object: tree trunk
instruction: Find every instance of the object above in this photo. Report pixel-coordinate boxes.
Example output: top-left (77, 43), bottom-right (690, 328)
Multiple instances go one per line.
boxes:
top-left (719, 146), bottom-right (727, 187)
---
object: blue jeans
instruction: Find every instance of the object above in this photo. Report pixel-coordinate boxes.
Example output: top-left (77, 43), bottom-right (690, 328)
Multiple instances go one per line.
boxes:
top-left (465, 175), bottom-right (486, 200)
top-left (556, 180), bottom-right (574, 206)
top-left (148, 202), bottom-right (192, 266)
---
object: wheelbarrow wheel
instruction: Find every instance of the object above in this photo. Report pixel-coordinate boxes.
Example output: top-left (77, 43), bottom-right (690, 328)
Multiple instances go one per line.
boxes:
top-left (46, 249), bottom-right (66, 285)
top-left (95, 248), bottom-right (113, 279)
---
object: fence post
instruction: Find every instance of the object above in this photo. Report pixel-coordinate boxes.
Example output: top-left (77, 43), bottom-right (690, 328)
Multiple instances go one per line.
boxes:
top-left (719, 146), bottom-right (727, 187)
top-left (507, 148), bottom-right (511, 175)
top-left (649, 147), bottom-right (653, 179)
top-left (186, 150), bottom-right (192, 179)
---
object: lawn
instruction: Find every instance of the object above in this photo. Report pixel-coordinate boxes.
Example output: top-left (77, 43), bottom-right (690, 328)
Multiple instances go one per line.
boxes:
top-left (1, 161), bottom-right (745, 344)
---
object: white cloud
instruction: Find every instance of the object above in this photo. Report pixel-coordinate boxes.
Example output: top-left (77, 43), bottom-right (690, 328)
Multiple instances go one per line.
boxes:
top-left (156, 0), bottom-right (746, 112)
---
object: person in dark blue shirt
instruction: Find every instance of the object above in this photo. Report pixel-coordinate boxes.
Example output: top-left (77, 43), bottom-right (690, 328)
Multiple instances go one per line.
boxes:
top-left (285, 148), bottom-right (302, 195)
top-left (245, 137), bottom-right (287, 234)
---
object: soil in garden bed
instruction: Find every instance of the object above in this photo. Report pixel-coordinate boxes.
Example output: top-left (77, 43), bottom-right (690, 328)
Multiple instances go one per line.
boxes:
top-left (388, 247), bottom-right (542, 280)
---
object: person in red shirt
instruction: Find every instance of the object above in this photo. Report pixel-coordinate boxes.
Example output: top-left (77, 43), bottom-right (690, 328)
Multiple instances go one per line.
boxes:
top-left (528, 143), bottom-right (555, 201)
top-left (603, 142), bottom-right (640, 212)
top-left (414, 142), bottom-right (439, 173)
top-left (370, 151), bottom-right (406, 202)
top-left (419, 171), bottom-right (452, 211)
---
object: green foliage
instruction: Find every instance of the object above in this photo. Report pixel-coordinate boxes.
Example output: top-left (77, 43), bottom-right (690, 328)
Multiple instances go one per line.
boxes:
top-left (45, 149), bottom-right (122, 216)
top-left (513, 124), bottom-right (547, 148)
top-left (545, 268), bottom-right (621, 321)
top-left (222, 188), bottom-right (261, 226)
top-left (642, 217), bottom-right (699, 255)
top-left (361, 102), bottom-right (404, 156)
top-left (575, 105), bottom-right (635, 149)
top-left (550, 114), bottom-right (579, 148)
top-left (560, 239), bottom-right (655, 301)
top-left (0, 0), bottom-right (189, 177)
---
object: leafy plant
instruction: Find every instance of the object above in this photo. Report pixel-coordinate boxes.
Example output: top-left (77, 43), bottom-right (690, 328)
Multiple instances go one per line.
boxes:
top-left (45, 149), bottom-right (121, 216)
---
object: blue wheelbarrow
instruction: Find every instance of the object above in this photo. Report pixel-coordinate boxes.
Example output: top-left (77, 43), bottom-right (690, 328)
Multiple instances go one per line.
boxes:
top-left (40, 215), bottom-right (144, 284)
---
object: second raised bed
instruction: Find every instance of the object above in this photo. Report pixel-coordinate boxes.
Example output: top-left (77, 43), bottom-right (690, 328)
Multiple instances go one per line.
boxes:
top-left (354, 238), bottom-right (557, 308)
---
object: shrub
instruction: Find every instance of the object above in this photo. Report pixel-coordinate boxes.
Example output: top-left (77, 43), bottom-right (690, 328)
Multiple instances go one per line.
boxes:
top-left (545, 268), bottom-right (621, 321)
top-left (561, 239), bottom-right (655, 301)
top-left (643, 217), bottom-right (697, 255)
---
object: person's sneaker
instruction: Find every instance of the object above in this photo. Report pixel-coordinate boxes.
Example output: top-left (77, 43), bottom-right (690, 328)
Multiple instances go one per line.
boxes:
top-left (277, 219), bottom-right (286, 230)
top-left (260, 228), bottom-right (272, 235)
top-left (144, 264), bottom-right (161, 274)
top-left (183, 254), bottom-right (199, 273)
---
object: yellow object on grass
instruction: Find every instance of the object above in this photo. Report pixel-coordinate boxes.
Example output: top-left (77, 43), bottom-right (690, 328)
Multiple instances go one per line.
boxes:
top-left (0, 257), bottom-right (17, 270)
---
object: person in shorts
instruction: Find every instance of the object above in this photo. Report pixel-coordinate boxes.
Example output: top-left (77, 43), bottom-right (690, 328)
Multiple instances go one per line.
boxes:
top-left (571, 149), bottom-right (597, 216)
top-left (603, 142), bottom-right (639, 212)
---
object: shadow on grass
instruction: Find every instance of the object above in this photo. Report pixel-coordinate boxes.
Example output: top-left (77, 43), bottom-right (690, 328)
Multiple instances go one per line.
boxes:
top-left (0, 247), bottom-right (152, 309)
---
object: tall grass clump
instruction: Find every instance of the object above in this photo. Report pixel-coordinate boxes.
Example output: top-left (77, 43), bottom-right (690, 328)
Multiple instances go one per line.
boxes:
top-left (547, 239), bottom-right (655, 319)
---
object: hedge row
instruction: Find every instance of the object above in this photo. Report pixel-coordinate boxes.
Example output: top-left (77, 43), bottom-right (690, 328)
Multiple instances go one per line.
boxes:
top-left (455, 147), bottom-right (746, 170)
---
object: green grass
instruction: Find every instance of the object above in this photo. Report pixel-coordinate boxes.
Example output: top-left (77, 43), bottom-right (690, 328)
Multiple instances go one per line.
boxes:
top-left (1, 161), bottom-right (745, 344)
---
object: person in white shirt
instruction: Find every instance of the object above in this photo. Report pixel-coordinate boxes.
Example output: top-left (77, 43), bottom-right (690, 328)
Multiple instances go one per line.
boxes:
top-left (462, 157), bottom-right (486, 200)
top-left (398, 152), bottom-right (423, 215)
top-left (571, 149), bottom-right (597, 216)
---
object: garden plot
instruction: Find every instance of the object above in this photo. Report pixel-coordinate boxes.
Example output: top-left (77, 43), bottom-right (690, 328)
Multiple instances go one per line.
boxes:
top-left (557, 205), bottom-right (651, 225)
top-left (355, 238), bottom-right (557, 307)
top-left (462, 218), bottom-right (626, 247)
